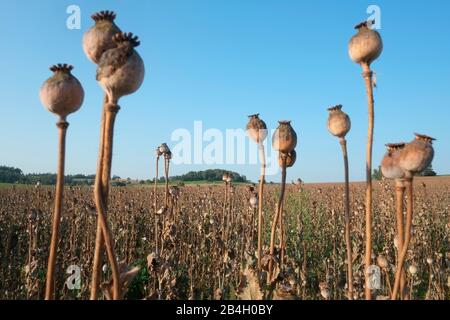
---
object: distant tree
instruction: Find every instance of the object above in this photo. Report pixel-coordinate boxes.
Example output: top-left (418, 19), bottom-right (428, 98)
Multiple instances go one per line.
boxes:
top-left (0, 166), bottom-right (24, 183)
top-left (419, 164), bottom-right (437, 177)
top-left (372, 166), bottom-right (382, 181)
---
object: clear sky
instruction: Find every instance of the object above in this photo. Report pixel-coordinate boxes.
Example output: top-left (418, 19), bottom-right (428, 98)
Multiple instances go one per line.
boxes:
top-left (0, 0), bottom-right (449, 183)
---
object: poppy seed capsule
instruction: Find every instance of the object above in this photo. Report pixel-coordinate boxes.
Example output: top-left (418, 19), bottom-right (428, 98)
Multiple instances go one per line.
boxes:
top-left (377, 255), bottom-right (389, 269)
top-left (272, 121), bottom-right (297, 153)
top-left (246, 114), bottom-right (268, 144)
top-left (96, 32), bottom-right (145, 103)
top-left (349, 20), bottom-right (383, 65)
top-left (249, 196), bottom-right (258, 208)
top-left (381, 143), bottom-right (406, 180)
top-left (83, 11), bottom-right (121, 64)
top-left (398, 133), bottom-right (435, 175)
top-left (159, 143), bottom-right (170, 154)
top-left (39, 64), bottom-right (84, 119)
top-left (279, 151), bottom-right (296, 168)
top-left (327, 105), bottom-right (351, 138)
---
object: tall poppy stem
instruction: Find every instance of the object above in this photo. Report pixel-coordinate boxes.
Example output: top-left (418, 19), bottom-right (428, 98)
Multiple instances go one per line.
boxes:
top-left (268, 156), bottom-right (287, 284)
top-left (395, 179), bottom-right (406, 299)
top-left (45, 118), bottom-right (69, 300)
top-left (257, 143), bottom-right (266, 272)
top-left (91, 102), bottom-right (121, 300)
top-left (339, 137), bottom-right (354, 300)
top-left (362, 62), bottom-right (375, 300)
top-left (154, 156), bottom-right (160, 254)
top-left (392, 178), bottom-right (414, 299)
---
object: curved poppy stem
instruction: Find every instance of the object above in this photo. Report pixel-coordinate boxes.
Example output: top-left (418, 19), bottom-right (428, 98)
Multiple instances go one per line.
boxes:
top-left (268, 155), bottom-right (287, 284)
top-left (45, 118), bottom-right (69, 300)
top-left (392, 178), bottom-right (413, 299)
top-left (90, 102), bottom-right (121, 300)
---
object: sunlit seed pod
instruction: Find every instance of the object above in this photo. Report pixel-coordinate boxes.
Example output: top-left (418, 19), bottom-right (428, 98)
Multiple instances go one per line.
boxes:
top-left (83, 11), bottom-right (121, 64)
top-left (102, 264), bottom-right (108, 273)
top-left (398, 133), bottom-right (435, 175)
top-left (381, 143), bottom-right (406, 179)
top-left (96, 32), bottom-right (145, 103)
top-left (327, 105), bottom-right (351, 138)
top-left (394, 235), bottom-right (399, 249)
top-left (272, 121), bottom-right (297, 153)
top-left (348, 20), bottom-right (383, 65)
top-left (246, 114), bottom-right (268, 144)
top-left (320, 289), bottom-right (331, 300)
top-left (156, 147), bottom-right (162, 157)
top-left (222, 173), bottom-right (229, 182)
top-left (408, 265), bottom-right (418, 275)
top-left (249, 196), bottom-right (258, 208)
top-left (426, 258), bottom-right (433, 265)
top-left (377, 255), bottom-right (389, 269)
top-left (39, 64), bottom-right (84, 119)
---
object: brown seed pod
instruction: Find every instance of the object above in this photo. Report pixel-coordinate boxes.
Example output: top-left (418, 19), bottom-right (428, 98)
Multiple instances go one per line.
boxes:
top-left (96, 32), bottom-right (145, 103)
top-left (348, 20), bottom-right (383, 65)
top-left (159, 143), bottom-right (170, 155)
top-left (279, 151), bottom-right (296, 168)
top-left (272, 121), bottom-right (297, 153)
top-left (327, 105), bottom-right (351, 138)
top-left (381, 143), bottom-right (406, 180)
top-left (83, 11), bottom-right (121, 64)
top-left (398, 133), bottom-right (435, 175)
top-left (39, 64), bottom-right (84, 119)
top-left (377, 255), bottom-right (389, 269)
top-left (246, 114), bottom-right (268, 144)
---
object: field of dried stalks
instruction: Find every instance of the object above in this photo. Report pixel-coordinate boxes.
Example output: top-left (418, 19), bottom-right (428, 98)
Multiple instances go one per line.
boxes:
top-left (0, 176), bottom-right (449, 300)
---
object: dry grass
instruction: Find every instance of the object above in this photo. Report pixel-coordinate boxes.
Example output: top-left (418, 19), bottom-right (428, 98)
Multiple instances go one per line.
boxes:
top-left (0, 176), bottom-right (449, 300)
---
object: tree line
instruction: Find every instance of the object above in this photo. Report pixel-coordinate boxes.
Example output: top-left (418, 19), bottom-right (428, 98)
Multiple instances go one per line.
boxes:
top-left (0, 166), bottom-right (248, 186)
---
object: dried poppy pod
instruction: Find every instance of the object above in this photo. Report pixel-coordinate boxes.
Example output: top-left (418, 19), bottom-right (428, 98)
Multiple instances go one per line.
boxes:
top-left (272, 121), bottom-right (297, 153)
top-left (226, 174), bottom-right (233, 183)
top-left (222, 173), bottom-right (229, 182)
top-left (377, 255), bottom-right (389, 270)
top-left (83, 11), bottom-right (121, 64)
top-left (39, 64), bottom-right (84, 119)
top-left (169, 186), bottom-right (179, 197)
top-left (249, 195), bottom-right (258, 208)
top-left (327, 105), bottom-right (351, 138)
top-left (398, 133), bottom-right (435, 175)
top-left (246, 114), bottom-right (268, 144)
top-left (279, 151), bottom-right (296, 168)
top-left (348, 20), bottom-right (383, 66)
top-left (96, 32), bottom-right (145, 104)
top-left (159, 143), bottom-right (170, 155)
top-left (155, 147), bottom-right (162, 157)
top-left (381, 143), bottom-right (406, 180)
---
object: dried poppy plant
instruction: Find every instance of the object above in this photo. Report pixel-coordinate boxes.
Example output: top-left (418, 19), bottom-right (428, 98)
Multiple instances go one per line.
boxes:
top-left (327, 105), bottom-right (353, 299)
top-left (90, 31), bottom-right (145, 300)
top-left (39, 64), bottom-right (84, 300)
top-left (246, 114), bottom-right (268, 272)
top-left (391, 133), bottom-right (435, 299)
top-left (349, 20), bottom-right (383, 300)
top-left (268, 121), bottom-right (297, 282)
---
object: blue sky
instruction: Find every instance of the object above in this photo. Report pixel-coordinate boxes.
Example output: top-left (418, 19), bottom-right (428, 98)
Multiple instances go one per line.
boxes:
top-left (0, 0), bottom-right (449, 183)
